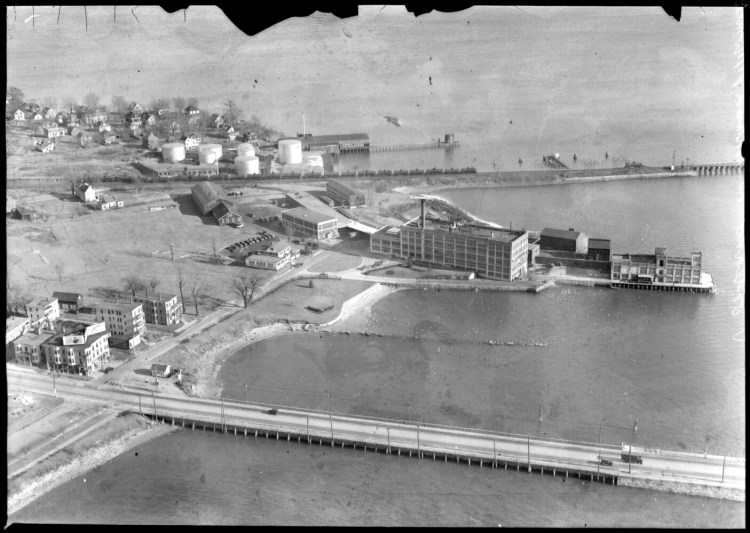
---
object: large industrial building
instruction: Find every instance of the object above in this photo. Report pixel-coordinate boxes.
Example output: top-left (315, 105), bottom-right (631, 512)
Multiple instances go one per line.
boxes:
top-left (326, 180), bottom-right (366, 207)
top-left (281, 207), bottom-right (339, 240)
top-left (370, 201), bottom-right (528, 281)
top-left (191, 182), bottom-right (242, 226)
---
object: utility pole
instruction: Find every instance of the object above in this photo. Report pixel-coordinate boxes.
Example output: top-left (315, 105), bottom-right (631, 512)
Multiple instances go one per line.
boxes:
top-left (417, 425), bottom-right (420, 457)
top-left (306, 414), bottom-right (310, 443)
top-left (329, 414), bottom-right (334, 441)
top-left (52, 371), bottom-right (56, 397)
top-left (628, 443), bottom-right (632, 473)
top-left (221, 399), bottom-right (225, 433)
top-left (152, 390), bottom-right (157, 421)
top-left (722, 456), bottom-right (726, 483)
top-left (387, 427), bottom-right (391, 453)
top-left (493, 440), bottom-right (496, 467)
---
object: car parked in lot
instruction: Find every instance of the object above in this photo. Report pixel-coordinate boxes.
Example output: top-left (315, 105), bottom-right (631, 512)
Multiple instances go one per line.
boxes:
top-left (266, 408), bottom-right (278, 415)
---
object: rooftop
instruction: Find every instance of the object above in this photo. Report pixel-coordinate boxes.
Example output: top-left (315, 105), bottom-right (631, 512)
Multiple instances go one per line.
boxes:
top-left (283, 206), bottom-right (339, 225)
top-left (95, 300), bottom-right (143, 313)
top-left (133, 291), bottom-right (179, 302)
top-left (52, 291), bottom-right (83, 303)
top-left (6, 316), bottom-right (30, 331)
top-left (303, 133), bottom-right (369, 143)
top-left (541, 228), bottom-right (583, 240)
top-left (407, 219), bottom-right (526, 243)
top-left (44, 329), bottom-right (109, 349)
top-left (15, 330), bottom-right (52, 346)
top-left (588, 238), bottom-right (611, 250)
top-left (27, 297), bottom-right (58, 308)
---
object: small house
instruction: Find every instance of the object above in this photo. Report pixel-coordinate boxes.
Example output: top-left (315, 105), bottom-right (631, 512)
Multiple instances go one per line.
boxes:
top-left (39, 141), bottom-right (55, 153)
top-left (210, 114), bottom-right (224, 128)
top-left (13, 109), bottom-right (26, 121)
top-left (77, 131), bottom-right (91, 147)
top-left (124, 112), bottom-right (141, 126)
top-left (43, 125), bottom-right (65, 138)
top-left (99, 131), bottom-right (119, 145)
top-left (228, 130), bottom-right (238, 141)
top-left (128, 103), bottom-right (143, 114)
top-left (141, 113), bottom-right (157, 126)
top-left (11, 206), bottom-right (39, 221)
top-left (108, 111), bottom-right (126, 125)
top-left (212, 200), bottom-right (242, 226)
top-left (169, 121), bottom-right (181, 133)
top-left (157, 108), bottom-right (172, 116)
top-left (151, 363), bottom-right (171, 378)
top-left (183, 105), bottom-right (200, 116)
top-left (98, 194), bottom-right (124, 210)
top-left (145, 132), bottom-right (160, 151)
top-left (42, 107), bottom-right (57, 120)
top-left (95, 121), bottom-right (111, 132)
top-left (28, 103), bottom-right (42, 113)
top-left (73, 180), bottom-right (97, 203)
top-left (181, 134), bottom-right (201, 149)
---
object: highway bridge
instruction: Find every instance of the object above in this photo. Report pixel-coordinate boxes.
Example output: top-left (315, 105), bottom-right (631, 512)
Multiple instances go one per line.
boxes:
top-left (8, 366), bottom-right (744, 501)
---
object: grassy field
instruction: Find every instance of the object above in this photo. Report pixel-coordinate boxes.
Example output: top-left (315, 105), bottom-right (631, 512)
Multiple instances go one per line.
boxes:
top-left (6, 192), bottom-right (287, 314)
top-left (7, 391), bottom-right (65, 433)
top-left (305, 254), bottom-right (362, 273)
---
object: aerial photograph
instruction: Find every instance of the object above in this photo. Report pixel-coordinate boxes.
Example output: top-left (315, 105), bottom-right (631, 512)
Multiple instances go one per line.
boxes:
top-left (5, 5), bottom-right (745, 527)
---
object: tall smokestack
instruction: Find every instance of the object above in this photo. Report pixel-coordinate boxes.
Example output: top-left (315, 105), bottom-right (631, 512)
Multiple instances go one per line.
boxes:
top-left (420, 198), bottom-right (426, 228)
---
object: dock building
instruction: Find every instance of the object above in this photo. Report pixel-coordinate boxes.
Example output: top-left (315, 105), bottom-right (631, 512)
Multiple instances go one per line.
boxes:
top-left (611, 247), bottom-right (714, 293)
top-left (540, 228), bottom-right (588, 254)
top-left (297, 133), bottom-right (370, 154)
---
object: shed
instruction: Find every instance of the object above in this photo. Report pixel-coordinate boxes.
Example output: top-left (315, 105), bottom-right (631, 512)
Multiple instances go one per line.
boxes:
top-left (151, 364), bottom-right (171, 377)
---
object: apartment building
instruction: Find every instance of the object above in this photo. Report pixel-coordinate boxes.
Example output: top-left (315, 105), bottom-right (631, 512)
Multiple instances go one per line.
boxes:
top-left (93, 301), bottom-right (146, 349)
top-left (42, 320), bottom-right (111, 376)
top-left (25, 297), bottom-right (60, 327)
top-left (132, 291), bottom-right (183, 326)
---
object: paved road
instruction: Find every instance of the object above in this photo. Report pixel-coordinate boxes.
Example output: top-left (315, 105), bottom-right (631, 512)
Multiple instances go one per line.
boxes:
top-left (9, 366), bottom-right (744, 493)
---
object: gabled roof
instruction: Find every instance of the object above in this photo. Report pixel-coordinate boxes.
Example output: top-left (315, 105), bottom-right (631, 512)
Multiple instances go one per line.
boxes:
top-left (212, 200), bottom-right (239, 220)
top-left (191, 181), bottom-right (224, 215)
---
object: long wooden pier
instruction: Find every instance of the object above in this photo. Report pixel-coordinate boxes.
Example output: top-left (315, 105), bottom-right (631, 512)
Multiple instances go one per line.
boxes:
top-left (346, 141), bottom-right (460, 153)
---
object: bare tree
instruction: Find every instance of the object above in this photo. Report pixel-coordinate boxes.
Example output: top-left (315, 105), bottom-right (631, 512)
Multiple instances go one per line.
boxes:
top-left (165, 231), bottom-right (175, 261)
top-left (172, 96), bottom-right (186, 114)
top-left (231, 274), bottom-right (261, 308)
top-left (41, 96), bottom-right (57, 109)
top-left (83, 93), bottom-right (100, 109)
top-left (186, 97), bottom-right (198, 107)
top-left (54, 264), bottom-right (63, 282)
top-left (111, 95), bottom-right (128, 112)
top-left (122, 276), bottom-right (146, 297)
top-left (211, 237), bottom-right (220, 263)
top-left (132, 175), bottom-right (143, 194)
top-left (176, 266), bottom-right (187, 313)
top-left (7, 258), bottom-right (21, 315)
top-left (223, 99), bottom-right (242, 126)
top-left (63, 96), bottom-right (78, 114)
top-left (7, 86), bottom-right (24, 107)
top-left (151, 97), bottom-right (171, 113)
top-left (190, 278), bottom-right (203, 316)
top-left (229, 248), bottom-right (245, 265)
top-left (149, 278), bottom-right (160, 291)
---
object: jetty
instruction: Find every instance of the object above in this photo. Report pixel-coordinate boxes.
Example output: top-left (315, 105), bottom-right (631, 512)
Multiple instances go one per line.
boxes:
top-left (367, 139), bottom-right (460, 153)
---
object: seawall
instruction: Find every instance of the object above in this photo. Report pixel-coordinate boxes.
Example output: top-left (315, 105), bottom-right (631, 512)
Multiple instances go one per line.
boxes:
top-left (618, 475), bottom-right (745, 502)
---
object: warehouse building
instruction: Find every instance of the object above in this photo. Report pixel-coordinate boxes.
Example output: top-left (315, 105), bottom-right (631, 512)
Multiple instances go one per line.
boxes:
top-left (298, 133), bottom-right (370, 153)
top-left (587, 238), bottom-right (611, 262)
top-left (191, 181), bottom-right (243, 226)
top-left (281, 207), bottom-right (339, 240)
top-left (326, 180), bottom-right (366, 207)
top-left (540, 228), bottom-right (588, 254)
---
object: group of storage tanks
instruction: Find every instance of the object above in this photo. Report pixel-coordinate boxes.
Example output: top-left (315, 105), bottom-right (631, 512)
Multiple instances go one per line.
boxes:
top-left (160, 142), bottom-right (259, 176)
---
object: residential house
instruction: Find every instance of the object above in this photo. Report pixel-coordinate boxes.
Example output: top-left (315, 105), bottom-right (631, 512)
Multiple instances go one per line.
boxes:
top-left (157, 108), bottom-right (172, 117)
top-left (245, 243), bottom-right (300, 271)
top-left (73, 180), bottom-right (98, 203)
top-left (83, 107), bottom-right (108, 126)
top-left (169, 121), bottom-right (181, 134)
top-left (42, 107), bottom-right (57, 120)
top-left (28, 103), bottom-right (42, 113)
top-left (128, 103), bottom-right (144, 114)
top-left (151, 364), bottom-right (171, 377)
top-left (97, 194), bottom-right (124, 210)
top-left (65, 113), bottom-right (80, 127)
top-left (132, 291), bottom-right (183, 326)
top-left (183, 105), bottom-right (200, 116)
top-left (99, 131), bottom-right (120, 145)
top-left (210, 114), bottom-right (224, 128)
top-left (6, 316), bottom-right (31, 346)
top-left (94, 120), bottom-right (111, 132)
top-left (181, 133), bottom-right (201, 149)
top-left (56, 111), bottom-right (68, 124)
top-left (39, 141), bottom-right (55, 153)
top-left (228, 130), bottom-right (238, 141)
top-left (144, 132), bottom-right (160, 151)
top-left (52, 291), bottom-right (84, 313)
top-left (108, 111), bottom-right (126, 125)
top-left (69, 126), bottom-right (81, 137)
top-left (31, 112), bottom-right (43, 122)
top-left (76, 131), bottom-right (91, 147)
top-left (25, 297), bottom-right (60, 327)
top-left (43, 125), bottom-right (65, 138)
top-left (13, 109), bottom-right (26, 121)
top-left (141, 113), bottom-right (157, 126)
top-left (6, 196), bottom-right (16, 213)
top-left (93, 301), bottom-right (146, 350)
top-left (124, 112), bottom-right (141, 126)
top-left (14, 329), bottom-right (53, 368)
top-left (42, 320), bottom-right (111, 375)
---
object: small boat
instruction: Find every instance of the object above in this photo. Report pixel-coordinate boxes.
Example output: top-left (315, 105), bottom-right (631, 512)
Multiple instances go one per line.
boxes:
top-left (384, 116), bottom-right (403, 127)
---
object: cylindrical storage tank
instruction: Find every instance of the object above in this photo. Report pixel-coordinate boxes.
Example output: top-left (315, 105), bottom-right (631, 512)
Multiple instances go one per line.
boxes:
top-left (199, 143), bottom-right (223, 161)
top-left (278, 139), bottom-right (302, 165)
top-left (235, 156), bottom-right (260, 177)
top-left (237, 143), bottom-right (255, 157)
top-left (199, 150), bottom-right (217, 165)
top-left (162, 143), bottom-right (186, 162)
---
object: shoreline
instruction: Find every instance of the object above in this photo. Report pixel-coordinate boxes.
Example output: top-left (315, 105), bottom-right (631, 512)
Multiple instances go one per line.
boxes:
top-left (7, 417), bottom-right (178, 518)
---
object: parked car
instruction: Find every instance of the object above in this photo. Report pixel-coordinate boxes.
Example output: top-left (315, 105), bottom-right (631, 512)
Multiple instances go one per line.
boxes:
top-left (266, 408), bottom-right (278, 415)
top-left (103, 367), bottom-right (114, 374)
top-left (599, 458), bottom-right (613, 466)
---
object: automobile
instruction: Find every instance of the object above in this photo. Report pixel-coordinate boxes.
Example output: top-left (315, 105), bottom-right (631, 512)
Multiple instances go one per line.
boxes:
top-left (103, 367), bottom-right (114, 374)
top-left (292, 239), bottom-right (300, 244)
top-left (266, 408), bottom-right (278, 415)
top-left (599, 458), bottom-right (613, 466)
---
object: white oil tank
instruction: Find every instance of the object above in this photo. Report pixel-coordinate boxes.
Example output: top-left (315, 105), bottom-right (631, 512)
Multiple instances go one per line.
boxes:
top-left (235, 156), bottom-right (260, 177)
top-left (278, 139), bottom-right (302, 165)
top-left (199, 150), bottom-right (217, 165)
top-left (199, 143), bottom-right (223, 161)
top-left (161, 143), bottom-right (186, 162)
top-left (237, 143), bottom-right (255, 157)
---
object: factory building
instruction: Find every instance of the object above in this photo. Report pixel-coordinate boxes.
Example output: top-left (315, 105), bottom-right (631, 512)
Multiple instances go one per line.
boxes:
top-left (326, 180), bottom-right (366, 207)
top-left (611, 248), bottom-right (703, 286)
top-left (281, 207), bottom-right (339, 240)
top-left (370, 200), bottom-right (528, 281)
top-left (540, 228), bottom-right (588, 254)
